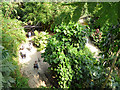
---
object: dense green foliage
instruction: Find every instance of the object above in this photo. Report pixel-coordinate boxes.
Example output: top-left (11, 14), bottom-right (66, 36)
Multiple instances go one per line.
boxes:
top-left (90, 24), bottom-right (120, 66)
top-left (32, 31), bottom-right (50, 51)
top-left (2, 2), bottom-right (119, 29)
top-left (17, 2), bottom-right (60, 25)
top-left (1, 4), bottom-right (29, 88)
top-left (86, 3), bottom-right (120, 80)
top-left (1, 2), bottom-right (18, 19)
top-left (1, 2), bottom-right (120, 89)
top-left (87, 3), bottom-right (120, 88)
top-left (42, 23), bottom-right (106, 88)
top-left (3, 2), bottom-right (74, 31)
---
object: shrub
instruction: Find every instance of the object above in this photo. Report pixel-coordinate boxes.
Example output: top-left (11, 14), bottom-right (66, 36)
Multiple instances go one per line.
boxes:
top-left (32, 30), bottom-right (50, 51)
top-left (1, 10), bottom-right (29, 88)
top-left (41, 23), bottom-right (104, 88)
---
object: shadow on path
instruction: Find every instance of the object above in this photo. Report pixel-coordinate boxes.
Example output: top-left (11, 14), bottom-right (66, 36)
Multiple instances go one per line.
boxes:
top-left (18, 36), bottom-right (55, 88)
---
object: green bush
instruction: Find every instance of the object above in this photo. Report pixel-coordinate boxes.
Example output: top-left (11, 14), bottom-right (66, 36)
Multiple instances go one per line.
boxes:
top-left (1, 9), bottom-right (29, 88)
top-left (32, 31), bottom-right (50, 51)
top-left (42, 23), bottom-right (105, 88)
top-left (11, 63), bottom-right (29, 88)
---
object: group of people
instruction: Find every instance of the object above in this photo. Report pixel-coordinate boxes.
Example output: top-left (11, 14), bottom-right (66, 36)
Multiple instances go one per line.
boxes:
top-left (19, 30), bottom-right (33, 59)
top-left (19, 43), bottom-right (39, 70)
top-left (20, 31), bottom-right (40, 70)
top-left (19, 42), bottom-right (32, 59)
top-left (19, 45), bottom-right (26, 59)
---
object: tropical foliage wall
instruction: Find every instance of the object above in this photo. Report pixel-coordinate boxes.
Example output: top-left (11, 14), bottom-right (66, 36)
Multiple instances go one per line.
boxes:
top-left (0, 2), bottom-right (120, 89)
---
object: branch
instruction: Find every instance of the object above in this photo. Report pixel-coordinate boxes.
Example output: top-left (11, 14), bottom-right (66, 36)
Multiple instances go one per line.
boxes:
top-left (101, 48), bottom-right (120, 89)
top-left (24, 25), bottom-right (42, 29)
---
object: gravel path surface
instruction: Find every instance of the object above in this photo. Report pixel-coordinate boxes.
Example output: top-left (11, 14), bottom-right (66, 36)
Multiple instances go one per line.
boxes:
top-left (18, 36), bottom-right (51, 88)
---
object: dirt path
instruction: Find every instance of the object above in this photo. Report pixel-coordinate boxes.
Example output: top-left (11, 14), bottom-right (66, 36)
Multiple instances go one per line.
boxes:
top-left (18, 36), bottom-right (52, 88)
top-left (85, 37), bottom-right (101, 60)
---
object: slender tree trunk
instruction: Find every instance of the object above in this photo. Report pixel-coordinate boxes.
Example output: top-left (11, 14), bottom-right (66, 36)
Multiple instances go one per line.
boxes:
top-left (101, 48), bottom-right (120, 89)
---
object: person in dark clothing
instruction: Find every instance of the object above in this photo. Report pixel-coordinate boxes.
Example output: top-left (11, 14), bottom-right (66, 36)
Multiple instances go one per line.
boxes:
top-left (19, 45), bottom-right (24, 50)
top-left (34, 61), bottom-right (39, 70)
top-left (23, 54), bottom-right (26, 58)
top-left (20, 52), bottom-right (24, 59)
top-left (20, 51), bottom-right (26, 59)
top-left (38, 58), bottom-right (40, 62)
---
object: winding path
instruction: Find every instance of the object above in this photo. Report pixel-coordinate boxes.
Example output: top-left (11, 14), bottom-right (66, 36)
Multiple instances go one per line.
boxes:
top-left (18, 36), bottom-right (52, 88)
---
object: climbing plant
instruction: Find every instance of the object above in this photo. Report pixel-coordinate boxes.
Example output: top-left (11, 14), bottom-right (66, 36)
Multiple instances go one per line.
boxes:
top-left (86, 2), bottom-right (120, 88)
top-left (42, 23), bottom-right (107, 88)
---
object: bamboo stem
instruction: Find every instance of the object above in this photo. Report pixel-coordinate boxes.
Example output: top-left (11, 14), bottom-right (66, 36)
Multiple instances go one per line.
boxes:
top-left (101, 48), bottom-right (120, 89)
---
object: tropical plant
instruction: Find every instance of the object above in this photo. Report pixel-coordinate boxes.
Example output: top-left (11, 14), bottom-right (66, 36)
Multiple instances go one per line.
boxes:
top-left (1, 4), bottom-right (29, 88)
top-left (32, 30), bottom-right (50, 51)
top-left (1, 2), bottom-right (19, 19)
top-left (1, 2), bottom-right (76, 31)
top-left (1, 2), bottom-right (120, 89)
top-left (86, 3), bottom-right (120, 88)
top-left (41, 23), bottom-right (106, 88)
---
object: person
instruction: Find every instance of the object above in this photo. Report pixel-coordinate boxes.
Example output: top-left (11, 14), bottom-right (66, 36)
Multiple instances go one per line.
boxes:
top-left (23, 53), bottom-right (26, 58)
top-left (28, 31), bottom-right (31, 38)
top-left (29, 42), bottom-right (32, 50)
top-left (20, 49), bottom-right (26, 59)
top-left (19, 44), bottom-right (24, 50)
top-left (34, 61), bottom-right (39, 70)
top-left (95, 28), bottom-right (100, 35)
top-left (20, 52), bottom-right (24, 59)
top-left (38, 58), bottom-right (40, 62)
top-left (95, 28), bottom-right (102, 40)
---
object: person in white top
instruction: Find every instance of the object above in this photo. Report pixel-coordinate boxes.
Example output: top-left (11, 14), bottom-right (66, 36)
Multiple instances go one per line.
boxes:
top-left (28, 31), bottom-right (31, 38)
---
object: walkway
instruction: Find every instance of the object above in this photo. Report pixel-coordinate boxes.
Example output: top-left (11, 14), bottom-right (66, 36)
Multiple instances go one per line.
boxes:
top-left (86, 37), bottom-right (101, 60)
top-left (18, 37), bottom-right (52, 88)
